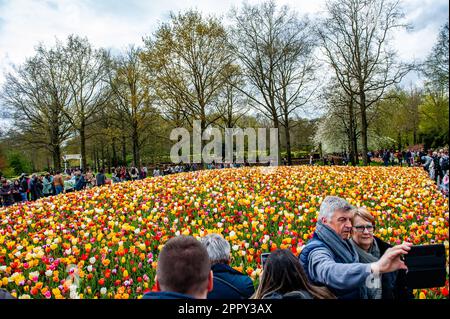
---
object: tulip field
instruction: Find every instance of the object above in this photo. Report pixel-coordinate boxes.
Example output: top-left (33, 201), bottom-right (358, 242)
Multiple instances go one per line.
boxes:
top-left (0, 166), bottom-right (448, 299)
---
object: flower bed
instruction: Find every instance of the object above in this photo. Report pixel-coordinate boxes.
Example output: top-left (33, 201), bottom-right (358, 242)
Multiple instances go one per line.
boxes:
top-left (0, 166), bottom-right (448, 298)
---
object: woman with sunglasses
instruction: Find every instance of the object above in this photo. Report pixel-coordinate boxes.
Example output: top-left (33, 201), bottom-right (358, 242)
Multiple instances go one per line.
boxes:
top-left (349, 207), bottom-right (412, 299)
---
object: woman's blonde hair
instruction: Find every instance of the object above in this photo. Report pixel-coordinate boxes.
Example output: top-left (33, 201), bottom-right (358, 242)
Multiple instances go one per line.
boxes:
top-left (351, 207), bottom-right (375, 225)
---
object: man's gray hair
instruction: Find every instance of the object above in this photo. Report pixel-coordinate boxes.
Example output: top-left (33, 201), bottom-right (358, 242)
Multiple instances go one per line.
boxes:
top-left (200, 233), bottom-right (231, 265)
top-left (318, 196), bottom-right (353, 221)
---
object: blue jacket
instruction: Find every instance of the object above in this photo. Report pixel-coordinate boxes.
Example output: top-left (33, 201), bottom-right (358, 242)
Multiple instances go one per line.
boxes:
top-left (142, 291), bottom-right (196, 299)
top-left (207, 263), bottom-right (255, 299)
top-left (74, 175), bottom-right (85, 191)
top-left (300, 233), bottom-right (370, 299)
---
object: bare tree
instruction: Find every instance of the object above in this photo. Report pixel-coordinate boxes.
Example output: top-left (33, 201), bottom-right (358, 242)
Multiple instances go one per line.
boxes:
top-left (108, 46), bottom-right (156, 167)
top-left (142, 10), bottom-right (233, 135)
top-left (273, 14), bottom-right (317, 165)
top-left (229, 0), bottom-right (317, 164)
top-left (62, 35), bottom-right (111, 169)
top-left (322, 79), bottom-right (360, 165)
top-left (318, 0), bottom-right (412, 165)
top-left (1, 43), bottom-right (72, 170)
top-left (217, 65), bottom-right (249, 129)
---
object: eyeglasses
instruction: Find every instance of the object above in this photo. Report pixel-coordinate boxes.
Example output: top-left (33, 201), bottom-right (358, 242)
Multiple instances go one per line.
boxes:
top-left (353, 225), bottom-right (375, 233)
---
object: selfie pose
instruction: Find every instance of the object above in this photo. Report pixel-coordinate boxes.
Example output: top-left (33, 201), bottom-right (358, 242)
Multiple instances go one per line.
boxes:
top-left (299, 196), bottom-right (412, 299)
top-left (349, 207), bottom-right (413, 299)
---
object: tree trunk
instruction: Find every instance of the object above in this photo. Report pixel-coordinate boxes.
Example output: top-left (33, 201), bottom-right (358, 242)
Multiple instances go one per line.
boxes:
top-left (52, 143), bottom-right (61, 171)
top-left (347, 134), bottom-right (355, 166)
top-left (352, 135), bottom-right (358, 166)
top-left (80, 122), bottom-right (87, 169)
top-left (50, 121), bottom-right (62, 170)
top-left (272, 115), bottom-right (281, 166)
top-left (106, 146), bottom-right (111, 173)
top-left (284, 115), bottom-right (292, 166)
top-left (119, 117), bottom-right (127, 166)
top-left (92, 149), bottom-right (97, 172)
top-left (95, 148), bottom-right (100, 172)
top-left (347, 98), bottom-right (357, 166)
top-left (132, 125), bottom-right (140, 167)
top-left (359, 92), bottom-right (368, 165)
top-left (201, 114), bottom-right (206, 165)
top-left (112, 137), bottom-right (118, 167)
top-left (101, 143), bottom-right (105, 170)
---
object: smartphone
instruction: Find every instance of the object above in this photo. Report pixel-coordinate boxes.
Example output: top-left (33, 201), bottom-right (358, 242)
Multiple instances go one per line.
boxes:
top-left (404, 244), bottom-right (446, 289)
top-left (261, 252), bottom-right (270, 268)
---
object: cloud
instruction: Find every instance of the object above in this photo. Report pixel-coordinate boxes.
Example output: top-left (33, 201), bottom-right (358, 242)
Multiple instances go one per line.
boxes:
top-left (402, 0), bottom-right (448, 31)
top-left (0, 0), bottom-right (447, 91)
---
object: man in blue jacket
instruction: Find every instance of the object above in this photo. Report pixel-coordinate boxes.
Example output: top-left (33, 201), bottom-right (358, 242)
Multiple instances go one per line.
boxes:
top-left (299, 196), bottom-right (412, 299)
top-left (201, 234), bottom-right (255, 299)
top-left (142, 236), bottom-right (213, 299)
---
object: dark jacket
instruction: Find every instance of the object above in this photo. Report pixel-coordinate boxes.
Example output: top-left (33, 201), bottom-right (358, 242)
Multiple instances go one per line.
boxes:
top-left (142, 291), bottom-right (196, 299)
top-left (74, 175), bottom-right (85, 191)
top-left (0, 184), bottom-right (14, 206)
top-left (20, 177), bottom-right (28, 193)
top-left (96, 173), bottom-right (106, 186)
top-left (207, 263), bottom-right (255, 299)
top-left (29, 178), bottom-right (40, 201)
top-left (374, 236), bottom-right (414, 299)
top-left (12, 183), bottom-right (22, 202)
top-left (262, 290), bottom-right (313, 299)
top-left (432, 156), bottom-right (441, 171)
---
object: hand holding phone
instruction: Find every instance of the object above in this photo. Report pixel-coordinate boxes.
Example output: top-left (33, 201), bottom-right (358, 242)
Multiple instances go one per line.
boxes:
top-left (404, 244), bottom-right (446, 289)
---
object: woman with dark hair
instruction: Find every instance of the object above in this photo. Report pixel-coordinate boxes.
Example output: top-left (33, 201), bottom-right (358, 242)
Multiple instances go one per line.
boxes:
top-left (12, 180), bottom-right (23, 203)
top-left (253, 249), bottom-right (335, 299)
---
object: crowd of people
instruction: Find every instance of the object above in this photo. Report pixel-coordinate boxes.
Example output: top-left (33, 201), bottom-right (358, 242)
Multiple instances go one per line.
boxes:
top-left (336, 147), bottom-right (449, 196)
top-left (1, 146), bottom-right (448, 207)
top-left (373, 147), bottom-right (449, 196)
top-left (140, 196), bottom-right (415, 300)
top-left (0, 162), bottom-right (252, 207)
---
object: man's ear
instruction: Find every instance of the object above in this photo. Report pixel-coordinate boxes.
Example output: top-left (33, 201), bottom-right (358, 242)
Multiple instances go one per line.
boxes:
top-left (155, 275), bottom-right (161, 292)
top-left (207, 271), bottom-right (214, 292)
top-left (321, 217), bottom-right (327, 224)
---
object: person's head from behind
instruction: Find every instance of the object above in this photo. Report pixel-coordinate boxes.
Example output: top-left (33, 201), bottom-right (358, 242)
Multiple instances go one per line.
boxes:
top-left (254, 249), bottom-right (334, 299)
top-left (200, 233), bottom-right (231, 266)
top-left (318, 196), bottom-right (353, 239)
top-left (0, 288), bottom-right (15, 299)
top-left (155, 236), bottom-right (213, 298)
top-left (351, 207), bottom-right (376, 251)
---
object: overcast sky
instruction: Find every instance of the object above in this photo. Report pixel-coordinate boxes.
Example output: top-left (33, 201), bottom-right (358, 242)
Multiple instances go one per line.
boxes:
top-left (0, 0), bottom-right (448, 120)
